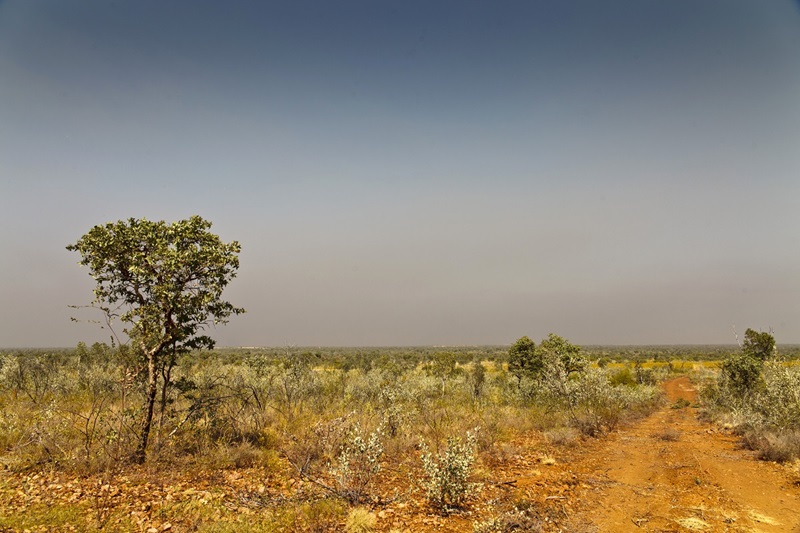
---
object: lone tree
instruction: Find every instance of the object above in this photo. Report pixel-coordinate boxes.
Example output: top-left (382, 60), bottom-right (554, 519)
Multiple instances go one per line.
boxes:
top-left (67, 215), bottom-right (244, 463)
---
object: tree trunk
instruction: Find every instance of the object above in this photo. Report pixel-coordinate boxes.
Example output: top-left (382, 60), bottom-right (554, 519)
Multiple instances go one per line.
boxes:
top-left (133, 352), bottom-right (158, 464)
top-left (158, 353), bottom-right (176, 432)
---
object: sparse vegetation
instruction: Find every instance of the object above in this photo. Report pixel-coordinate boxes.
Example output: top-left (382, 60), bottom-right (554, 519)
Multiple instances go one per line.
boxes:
top-left (702, 329), bottom-right (800, 463)
top-left (0, 340), bottom-right (730, 531)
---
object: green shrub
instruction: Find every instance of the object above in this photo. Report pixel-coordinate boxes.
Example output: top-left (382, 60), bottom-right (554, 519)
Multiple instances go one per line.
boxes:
top-left (332, 422), bottom-right (385, 504)
top-left (720, 353), bottom-right (764, 399)
top-left (609, 368), bottom-right (636, 387)
top-left (420, 428), bottom-right (479, 512)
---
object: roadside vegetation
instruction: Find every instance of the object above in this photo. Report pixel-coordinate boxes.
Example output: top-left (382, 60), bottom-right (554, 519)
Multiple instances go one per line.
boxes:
top-left (702, 329), bottom-right (800, 463)
top-left (0, 339), bottom-right (671, 531)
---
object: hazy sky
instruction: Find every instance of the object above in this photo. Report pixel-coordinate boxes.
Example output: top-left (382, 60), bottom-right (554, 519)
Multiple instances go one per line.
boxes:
top-left (1, 1), bottom-right (799, 347)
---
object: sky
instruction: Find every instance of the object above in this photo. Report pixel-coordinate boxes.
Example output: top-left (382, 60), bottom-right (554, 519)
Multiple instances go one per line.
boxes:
top-left (1, 0), bottom-right (799, 347)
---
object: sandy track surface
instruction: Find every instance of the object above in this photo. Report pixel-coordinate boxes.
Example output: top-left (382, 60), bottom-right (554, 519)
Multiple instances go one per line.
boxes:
top-left (573, 376), bottom-right (800, 532)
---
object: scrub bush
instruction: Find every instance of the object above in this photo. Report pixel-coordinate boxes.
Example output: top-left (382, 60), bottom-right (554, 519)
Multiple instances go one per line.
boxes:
top-left (420, 428), bottom-right (479, 512)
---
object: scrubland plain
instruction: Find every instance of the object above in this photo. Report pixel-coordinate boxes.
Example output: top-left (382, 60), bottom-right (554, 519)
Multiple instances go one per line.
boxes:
top-left (1, 342), bottom-right (799, 532)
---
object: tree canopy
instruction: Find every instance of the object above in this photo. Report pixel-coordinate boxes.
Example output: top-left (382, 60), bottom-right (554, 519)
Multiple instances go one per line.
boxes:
top-left (508, 335), bottom-right (538, 383)
top-left (742, 328), bottom-right (776, 362)
top-left (507, 333), bottom-right (585, 384)
top-left (67, 216), bottom-right (243, 353)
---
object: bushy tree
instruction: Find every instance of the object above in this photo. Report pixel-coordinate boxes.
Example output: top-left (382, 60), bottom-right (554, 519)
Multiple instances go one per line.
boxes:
top-left (720, 329), bottom-right (775, 400)
top-left (507, 336), bottom-right (538, 384)
top-left (742, 328), bottom-right (776, 361)
top-left (67, 216), bottom-right (244, 463)
top-left (538, 333), bottom-right (586, 375)
top-left (469, 357), bottom-right (486, 400)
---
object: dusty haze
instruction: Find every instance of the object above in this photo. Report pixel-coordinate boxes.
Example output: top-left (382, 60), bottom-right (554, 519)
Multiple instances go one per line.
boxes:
top-left (1, 1), bottom-right (799, 347)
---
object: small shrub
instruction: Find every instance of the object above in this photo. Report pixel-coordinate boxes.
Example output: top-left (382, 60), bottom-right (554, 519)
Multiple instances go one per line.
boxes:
top-left (609, 367), bottom-right (636, 387)
top-left (747, 430), bottom-right (800, 463)
top-left (473, 507), bottom-right (542, 532)
top-left (543, 426), bottom-right (579, 446)
top-left (332, 423), bottom-right (385, 504)
top-left (300, 498), bottom-right (347, 533)
top-left (671, 398), bottom-right (691, 409)
top-left (378, 387), bottom-right (412, 438)
top-left (420, 428), bottom-right (479, 512)
top-left (633, 360), bottom-right (656, 386)
top-left (470, 359), bottom-right (487, 400)
top-left (654, 428), bottom-right (680, 441)
top-left (345, 507), bottom-right (377, 533)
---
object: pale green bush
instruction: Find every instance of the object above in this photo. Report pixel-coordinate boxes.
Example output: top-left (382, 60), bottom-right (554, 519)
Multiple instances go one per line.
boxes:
top-left (751, 363), bottom-right (800, 431)
top-left (420, 428), bottom-right (479, 512)
top-left (332, 422), bottom-right (385, 504)
top-left (539, 364), bottom-right (660, 436)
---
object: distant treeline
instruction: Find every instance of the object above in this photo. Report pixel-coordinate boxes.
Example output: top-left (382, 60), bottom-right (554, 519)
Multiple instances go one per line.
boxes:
top-left (3, 343), bottom-right (799, 368)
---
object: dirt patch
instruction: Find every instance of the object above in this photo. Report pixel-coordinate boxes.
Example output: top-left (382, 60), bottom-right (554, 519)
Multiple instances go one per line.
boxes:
top-left (571, 376), bottom-right (800, 532)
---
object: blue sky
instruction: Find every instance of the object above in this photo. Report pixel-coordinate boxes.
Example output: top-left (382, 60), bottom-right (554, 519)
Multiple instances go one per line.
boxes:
top-left (1, 1), bottom-right (799, 347)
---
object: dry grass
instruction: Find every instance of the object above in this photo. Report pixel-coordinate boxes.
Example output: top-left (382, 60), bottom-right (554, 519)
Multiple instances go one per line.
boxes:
top-left (653, 428), bottom-right (681, 442)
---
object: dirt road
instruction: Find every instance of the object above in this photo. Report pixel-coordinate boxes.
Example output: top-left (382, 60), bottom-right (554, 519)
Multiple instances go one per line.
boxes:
top-left (574, 376), bottom-right (800, 532)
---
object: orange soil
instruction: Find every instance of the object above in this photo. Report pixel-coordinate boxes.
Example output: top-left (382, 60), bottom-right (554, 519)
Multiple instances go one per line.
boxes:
top-left (375, 376), bottom-right (800, 532)
top-left (564, 376), bottom-right (800, 532)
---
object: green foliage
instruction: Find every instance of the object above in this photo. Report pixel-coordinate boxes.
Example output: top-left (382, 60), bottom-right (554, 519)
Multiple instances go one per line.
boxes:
top-left (508, 334), bottom-right (586, 385)
top-left (426, 352), bottom-right (461, 381)
top-left (720, 353), bottom-right (764, 399)
top-left (420, 429), bottom-right (479, 512)
top-left (608, 367), bottom-right (636, 387)
top-left (671, 398), bottom-right (691, 409)
top-left (67, 216), bottom-right (244, 463)
top-left (703, 329), bottom-right (800, 463)
top-left (331, 423), bottom-right (385, 504)
top-left (520, 335), bottom-right (659, 436)
top-left (742, 328), bottom-right (776, 361)
top-left (470, 358), bottom-right (486, 400)
top-left (67, 216), bottom-right (244, 355)
top-left (718, 329), bottom-right (775, 400)
top-left (570, 369), bottom-right (659, 435)
top-left (633, 359), bottom-right (656, 385)
top-left (0, 340), bottom-right (664, 475)
top-left (538, 333), bottom-right (586, 375)
top-left (508, 336), bottom-right (539, 383)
